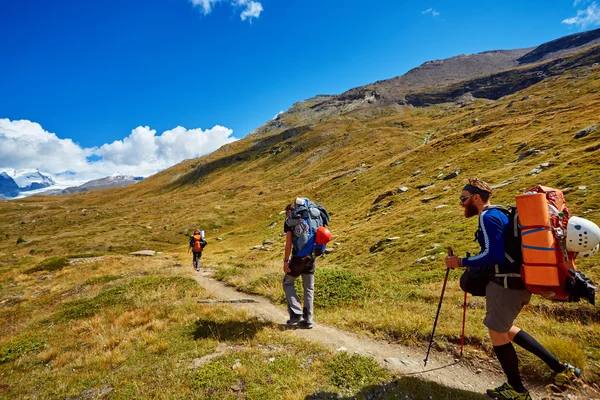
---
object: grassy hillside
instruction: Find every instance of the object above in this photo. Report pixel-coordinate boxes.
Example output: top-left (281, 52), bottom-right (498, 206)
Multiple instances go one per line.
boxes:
top-left (1, 52), bottom-right (599, 396)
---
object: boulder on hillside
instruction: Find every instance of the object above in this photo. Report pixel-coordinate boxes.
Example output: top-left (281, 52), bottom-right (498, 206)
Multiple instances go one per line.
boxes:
top-left (373, 191), bottom-right (395, 204)
top-left (574, 125), bottom-right (597, 139)
top-left (517, 149), bottom-right (541, 161)
top-left (443, 169), bottom-right (461, 180)
top-left (130, 250), bottom-right (156, 256)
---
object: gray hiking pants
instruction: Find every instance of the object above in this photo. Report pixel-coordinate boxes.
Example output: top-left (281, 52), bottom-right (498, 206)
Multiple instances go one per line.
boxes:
top-left (283, 273), bottom-right (314, 323)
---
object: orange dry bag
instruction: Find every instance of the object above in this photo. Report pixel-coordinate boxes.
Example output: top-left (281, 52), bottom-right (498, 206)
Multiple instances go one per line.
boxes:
top-left (515, 185), bottom-right (576, 301)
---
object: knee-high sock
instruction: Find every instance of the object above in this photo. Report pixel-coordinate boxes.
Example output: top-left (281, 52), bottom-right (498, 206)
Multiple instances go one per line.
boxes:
top-left (513, 330), bottom-right (564, 373)
top-left (494, 343), bottom-right (526, 393)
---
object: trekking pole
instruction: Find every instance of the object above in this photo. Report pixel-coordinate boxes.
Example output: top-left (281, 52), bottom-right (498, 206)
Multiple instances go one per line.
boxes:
top-left (460, 291), bottom-right (467, 358)
top-left (424, 247), bottom-right (453, 367)
top-left (459, 251), bottom-right (470, 359)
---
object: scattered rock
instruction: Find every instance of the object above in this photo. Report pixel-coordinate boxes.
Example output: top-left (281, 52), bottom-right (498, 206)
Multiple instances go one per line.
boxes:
top-left (390, 160), bottom-right (404, 167)
top-left (278, 210), bottom-right (285, 215)
top-left (130, 250), bottom-right (156, 256)
top-left (472, 117), bottom-right (480, 126)
top-left (435, 205), bottom-right (449, 210)
top-left (163, 225), bottom-right (168, 230)
top-left (268, 222), bottom-right (278, 228)
top-left (491, 178), bottom-right (519, 189)
top-left (412, 169), bottom-right (422, 176)
top-left (476, 369), bottom-right (483, 374)
top-left (252, 245), bottom-right (262, 250)
top-left (515, 142), bottom-right (528, 154)
top-left (416, 183), bottom-right (434, 189)
top-left (145, 226), bottom-right (152, 230)
top-left (217, 237), bottom-right (223, 241)
top-left (324, 248), bottom-right (334, 254)
top-left (386, 237), bottom-right (400, 242)
top-left (262, 240), bottom-right (274, 245)
top-left (232, 361), bottom-right (242, 370)
top-left (370, 241), bottom-right (383, 253)
top-left (517, 149), bottom-right (541, 161)
top-left (373, 191), bottom-right (395, 204)
top-left (398, 186), bottom-right (409, 193)
top-left (80, 209), bottom-right (87, 216)
top-left (574, 125), bottom-right (597, 139)
top-left (259, 246), bottom-right (272, 251)
top-left (416, 257), bottom-right (429, 263)
top-left (443, 169), bottom-right (460, 180)
top-left (420, 185), bottom-right (435, 192)
top-left (443, 186), bottom-right (451, 191)
top-left (421, 196), bottom-right (440, 203)
top-left (579, 186), bottom-right (588, 191)
top-left (334, 242), bottom-right (341, 246)
top-left (455, 92), bottom-right (475, 107)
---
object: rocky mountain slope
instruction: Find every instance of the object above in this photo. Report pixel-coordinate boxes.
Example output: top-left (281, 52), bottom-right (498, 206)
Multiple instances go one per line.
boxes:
top-left (1, 28), bottom-right (600, 394)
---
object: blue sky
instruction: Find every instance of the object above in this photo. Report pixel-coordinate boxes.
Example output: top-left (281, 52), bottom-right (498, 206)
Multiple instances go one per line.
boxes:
top-left (1, 0), bottom-right (599, 185)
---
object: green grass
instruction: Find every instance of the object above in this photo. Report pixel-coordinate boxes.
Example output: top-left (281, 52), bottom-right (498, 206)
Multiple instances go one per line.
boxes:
top-left (0, 60), bottom-right (599, 396)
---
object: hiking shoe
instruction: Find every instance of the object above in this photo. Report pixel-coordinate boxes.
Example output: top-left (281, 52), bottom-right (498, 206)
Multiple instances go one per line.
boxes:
top-left (298, 320), bottom-right (313, 329)
top-left (286, 316), bottom-right (303, 326)
top-left (486, 383), bottom-right (531, 400)
top-left (554, 363), bottom-right (581, 387)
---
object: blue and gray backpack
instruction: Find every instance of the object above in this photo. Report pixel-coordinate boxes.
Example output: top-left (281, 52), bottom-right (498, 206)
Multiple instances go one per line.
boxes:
top-left (287, 198), bottom-right (330, 258)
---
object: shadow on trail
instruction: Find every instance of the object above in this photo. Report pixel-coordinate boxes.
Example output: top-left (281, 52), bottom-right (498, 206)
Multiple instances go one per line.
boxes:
top-left (306, 376), bottom-right (487, 400)
top-left (192, 316), bottom-right (273, 342)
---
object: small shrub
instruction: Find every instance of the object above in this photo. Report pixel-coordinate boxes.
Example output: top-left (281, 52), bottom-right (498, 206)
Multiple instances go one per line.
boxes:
top-left (25, 256), bottom-right (69, 274)
top-left (314, 269), bottom-right (366, 308)
top-left (0, 335), bottom-right (45, 364)
top-left (191, 361), bottom-right (236, 390)
top-left (326, 352), bottom-right (388, 390)
top-left (67, 253), bottom-right (104, 259)
top-left (84, 274), bottom-right (122, 286)
top-left (213, 267), bottom-right (242, 281)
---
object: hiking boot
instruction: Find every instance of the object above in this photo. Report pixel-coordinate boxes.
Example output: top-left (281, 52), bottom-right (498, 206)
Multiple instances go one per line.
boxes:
top-left (486, 383), bottom-right (531, 400)
top-left (554, 363), bottom-right (581, 387)
top-left (298, 320), bottom-right (313, 329)
top-left (286, 316), bottom-right (303, 326)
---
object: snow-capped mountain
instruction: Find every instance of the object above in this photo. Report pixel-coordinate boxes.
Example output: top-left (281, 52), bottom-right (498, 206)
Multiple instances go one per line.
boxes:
top-left (7, 169), bottom-right (55, 191)
top-left (0, 172), bottom-right (20, 198)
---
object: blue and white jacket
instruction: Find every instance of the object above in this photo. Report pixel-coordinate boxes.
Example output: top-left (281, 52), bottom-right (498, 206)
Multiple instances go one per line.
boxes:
top-left (461, 207), bottom-right (513, 273)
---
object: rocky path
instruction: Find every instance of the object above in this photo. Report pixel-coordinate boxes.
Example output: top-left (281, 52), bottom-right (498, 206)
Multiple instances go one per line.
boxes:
top-left (187, 268), bottom-right (594, 399)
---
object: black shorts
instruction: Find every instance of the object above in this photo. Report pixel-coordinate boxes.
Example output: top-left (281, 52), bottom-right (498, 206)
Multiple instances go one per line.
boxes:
top-left (288, 256), bottom-right (315, 277)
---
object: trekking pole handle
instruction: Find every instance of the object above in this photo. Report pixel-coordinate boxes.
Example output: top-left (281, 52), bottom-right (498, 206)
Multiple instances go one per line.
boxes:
top-left (447, 247), bottom-right (454, 257)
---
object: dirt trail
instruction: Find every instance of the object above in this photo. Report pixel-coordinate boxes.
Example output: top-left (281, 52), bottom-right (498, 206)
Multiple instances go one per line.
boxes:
top-left (182, 268), bottom-right (600, 399)
top-left (189, 268), bottom-right (510, 395)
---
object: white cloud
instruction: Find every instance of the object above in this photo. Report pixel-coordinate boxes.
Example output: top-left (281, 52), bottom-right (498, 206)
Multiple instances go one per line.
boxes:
top-left (0, 118), bottom-right (237, 187)
top-left (189, 0), bottom-right (263, 21)
top-left (190, 0), bottom-right (220, 15)
top-left (563, 2), bottom-right (600, 28)
top-left (239, 0), bottom-right (263, 21)
top-left (422, 8), bottom-right (440, 17)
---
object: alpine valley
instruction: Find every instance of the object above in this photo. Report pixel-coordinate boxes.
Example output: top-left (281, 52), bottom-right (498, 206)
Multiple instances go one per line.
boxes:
top-left (1, 28), bottom-right (599, 399)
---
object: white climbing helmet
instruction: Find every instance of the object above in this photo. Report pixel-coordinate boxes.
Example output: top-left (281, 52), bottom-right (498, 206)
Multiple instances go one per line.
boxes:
top-left (576, 243), bottom-right (599, 259)
top-left (566, 216), bottom-right (600, 252)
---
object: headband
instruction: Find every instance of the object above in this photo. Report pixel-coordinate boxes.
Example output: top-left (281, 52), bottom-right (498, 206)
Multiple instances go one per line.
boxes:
top-left (463, 183), bottom-right (491, 198)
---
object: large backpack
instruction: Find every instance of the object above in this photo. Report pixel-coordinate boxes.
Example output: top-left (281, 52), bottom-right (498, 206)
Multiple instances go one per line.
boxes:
top-left (514, 185), bottom-right (595, 304)
top-left (192, 235), bottom-right (203, 252)
top-left (287, 198), bottom-right (330, 258)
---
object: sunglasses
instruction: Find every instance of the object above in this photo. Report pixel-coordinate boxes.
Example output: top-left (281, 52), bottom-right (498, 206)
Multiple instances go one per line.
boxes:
top-left (459, 194), bottom-right (475, 203)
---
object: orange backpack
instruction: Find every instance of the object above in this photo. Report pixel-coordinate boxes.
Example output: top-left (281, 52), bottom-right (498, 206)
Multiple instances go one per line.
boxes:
top-left (192, 235), bottom-right (203, 252)
top-left (515, 185), bottom-right (575, 301)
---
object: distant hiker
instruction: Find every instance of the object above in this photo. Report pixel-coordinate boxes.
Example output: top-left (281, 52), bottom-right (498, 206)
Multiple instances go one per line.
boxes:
top-left (445, 178), bottom-right (580, 400)
top-left (189, 229), bottom-right (207, 271)
top-left (282, 198), bottom-right (331, 329)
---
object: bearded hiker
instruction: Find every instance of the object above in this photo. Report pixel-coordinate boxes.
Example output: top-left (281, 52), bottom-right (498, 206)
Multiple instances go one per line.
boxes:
top-left (445, 178), bottom-right (580, 400)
